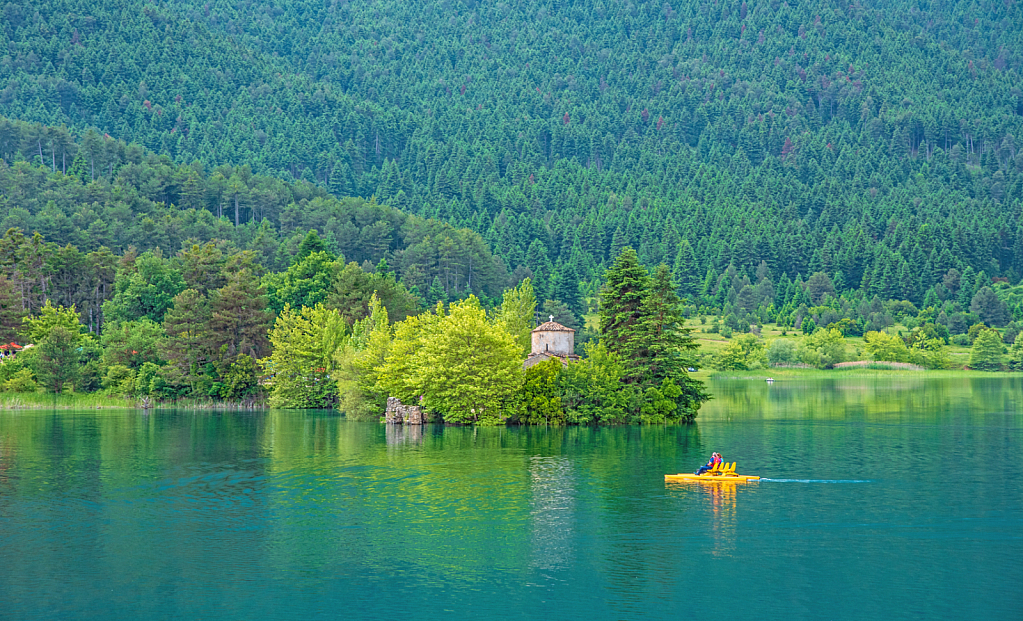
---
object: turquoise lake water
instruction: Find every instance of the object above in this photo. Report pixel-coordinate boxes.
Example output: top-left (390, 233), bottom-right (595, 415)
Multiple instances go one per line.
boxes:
top-left (1, 376), bottom-right (1021, 620)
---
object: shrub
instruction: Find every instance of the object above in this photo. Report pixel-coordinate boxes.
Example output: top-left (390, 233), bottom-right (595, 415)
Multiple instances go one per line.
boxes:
top-left (863, 331), bottom-right (910, 363)
top-left (909, 338), bottom-right (953, 370)
top-left (0, 357), bottom-right (30, 383)
top-left (2, 368), bottom-right (38, 393)
top-left (798, 328), bottom-right (848, 369)
top-left (218, 355), bottom-right (260, 400)
top-left (103, 365), bottom-right (136, 395)
top-left (715, 334), bottom-right (766, 370)
top-left (767, 339), bottom-right (798, 364)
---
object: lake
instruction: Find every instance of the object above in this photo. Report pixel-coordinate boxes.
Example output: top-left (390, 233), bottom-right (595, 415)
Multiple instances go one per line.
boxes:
top-left (1, 376), bottom-right (1021, 620)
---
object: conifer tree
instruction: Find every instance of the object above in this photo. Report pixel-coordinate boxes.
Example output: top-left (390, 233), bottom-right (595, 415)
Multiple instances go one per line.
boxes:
top-left (970, 286), bottom-right (1009, 327)
top-left (162, 288), bottom-right (211, 391)
top-left (296, 230), bottom-right (331, 263)
top-left (0, 275), bottom-right (24, 342)
top-left (208, 268), bottom-right (273, 361)
top-left (969, 329), bottom-right (1005, 371)
top-left (598, 248), bottom-right (649, 361)
top-left (1008, 333), bottom-right (1023, 371)
top-left (634, 264), bottom-right (708, 417)
top-left (542, 299), bottom-right (579, 332)
top-left (672, 240), bottom-right (700, 301)
top-left (609, 227), bottom-right (629, 261)
top-left (552, 259), bottom-right (583, 318)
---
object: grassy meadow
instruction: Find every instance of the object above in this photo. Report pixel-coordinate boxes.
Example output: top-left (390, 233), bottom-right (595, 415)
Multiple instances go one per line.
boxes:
top-left (681, 317), bottom-right (1006, 381)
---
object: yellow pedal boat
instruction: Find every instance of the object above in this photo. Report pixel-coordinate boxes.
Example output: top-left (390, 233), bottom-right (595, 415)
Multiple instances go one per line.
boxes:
top-left (665, 461), bottom-right (760, 482)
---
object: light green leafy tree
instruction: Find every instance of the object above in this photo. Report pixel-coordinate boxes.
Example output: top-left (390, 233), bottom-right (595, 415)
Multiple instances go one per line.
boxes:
top-left (798, 328), bottom-right (848, 369)
top-left (715, 333), bottom-right (767, 370)
top-left (520, 358), bottom-right (564, 425)
top-left (378, 296), bottom-right (522, 425)
top-left (265, 304), bottom-right (349, 408)
top-left (863, 331), bottom-right (911, 363)
top-left (495, 277), bottom-right (536, 357)
top-left (909, 337), bottom-right (952, 370)
top-left (21, 301), bottom-right (83, 344)
top-left (335, 294), bottom-right (392, 419)
top-left (766, 338), bottom-right (798, 364)
top-left (417, 296), bottom-right (522, 424)
top-left (375, 304), bottom-right (442, 405)
top-left (262, 250), bottom-right (340, 315)
top-left (218, 355), bottom-right (261, 400)
top-left (2, 368), bottom-right (37, 393)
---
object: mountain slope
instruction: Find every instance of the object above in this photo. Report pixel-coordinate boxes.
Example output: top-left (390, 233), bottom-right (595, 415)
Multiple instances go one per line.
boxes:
top-left (1, 0), bottom-right (1022, 306)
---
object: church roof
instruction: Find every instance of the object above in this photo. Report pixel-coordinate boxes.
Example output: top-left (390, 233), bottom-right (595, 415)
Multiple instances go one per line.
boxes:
top-left (532, 320), bottom-right (575, 333)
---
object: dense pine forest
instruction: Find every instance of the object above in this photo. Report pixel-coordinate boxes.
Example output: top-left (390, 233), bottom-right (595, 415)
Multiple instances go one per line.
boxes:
top-left (0, 0), bottom-right (1022, 416)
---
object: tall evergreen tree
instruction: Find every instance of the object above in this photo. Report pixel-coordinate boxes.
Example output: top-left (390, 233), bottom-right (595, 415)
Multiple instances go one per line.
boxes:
top-left (598, 248), bottom-right (649, 362)
top-left (969, 328), bottom-right (1005, 371)
top-left (161, 289), bottom-right (212, 390)
top-left (208, 268), bottom-right (273, 361)
top-left (0, 274), bottom-right (24, 342)
top-left (552, 259), bottom-right (583, 318)
top-left (672, 240), bottom-right (700, 302)
top-left (634, 264), bottom-right (708, 418)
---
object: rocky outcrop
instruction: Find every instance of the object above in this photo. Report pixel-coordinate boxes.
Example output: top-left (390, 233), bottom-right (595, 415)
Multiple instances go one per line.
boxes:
top-left (385, 397), bottom-right (425, 424)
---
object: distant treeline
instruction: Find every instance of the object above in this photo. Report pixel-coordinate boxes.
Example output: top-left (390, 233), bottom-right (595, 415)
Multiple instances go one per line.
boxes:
top-left (1, 116), bottom-right (1021, 340)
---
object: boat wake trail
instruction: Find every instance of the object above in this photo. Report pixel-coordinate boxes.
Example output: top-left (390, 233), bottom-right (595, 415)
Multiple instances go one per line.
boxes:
top-left (759, 478), bottom-right (871, 483)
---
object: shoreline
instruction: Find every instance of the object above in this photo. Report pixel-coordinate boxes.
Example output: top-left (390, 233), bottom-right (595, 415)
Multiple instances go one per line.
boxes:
top-left (0, 394), bottom-right (267, 411)
top-left (706, 367), bottom-right (1023, 380)
top-left (4, 368), bottom-right (1022, 413)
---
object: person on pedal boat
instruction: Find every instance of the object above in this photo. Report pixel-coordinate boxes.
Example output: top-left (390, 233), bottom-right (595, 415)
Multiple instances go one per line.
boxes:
top-left (695, 452), bottom-right (722, 476)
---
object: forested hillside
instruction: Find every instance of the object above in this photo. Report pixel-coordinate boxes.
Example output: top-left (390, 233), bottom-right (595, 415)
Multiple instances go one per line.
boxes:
top-left (3, 0), bottom-right (1022, 302)
top-left (2, 1), bottom-right (1023, 336)
top-left (0, 116), bottom-right (508, 305)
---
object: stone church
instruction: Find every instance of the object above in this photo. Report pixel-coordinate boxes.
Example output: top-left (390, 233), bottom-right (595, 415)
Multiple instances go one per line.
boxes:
top-left (523, 317), bottom-right (581, 369)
